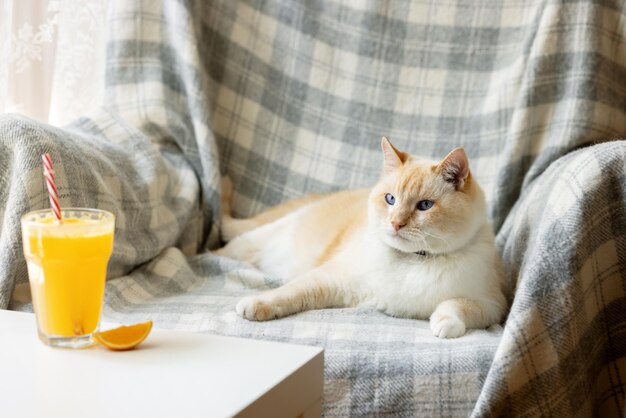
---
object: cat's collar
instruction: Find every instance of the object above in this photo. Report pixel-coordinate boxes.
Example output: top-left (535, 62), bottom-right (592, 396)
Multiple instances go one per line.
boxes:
top-left (389, 244), bottom-right (433, 257)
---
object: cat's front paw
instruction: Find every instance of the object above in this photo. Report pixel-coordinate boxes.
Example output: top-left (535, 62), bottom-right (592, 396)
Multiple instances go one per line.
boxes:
top-left (429, 313), bottom-right (466, 338)
top-left (236, 295), bottom-right (283, 321)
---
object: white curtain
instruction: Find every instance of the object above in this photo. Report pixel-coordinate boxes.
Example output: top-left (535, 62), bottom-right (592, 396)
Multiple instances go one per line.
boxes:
top-left (0, 0), bottom-right (109, 126)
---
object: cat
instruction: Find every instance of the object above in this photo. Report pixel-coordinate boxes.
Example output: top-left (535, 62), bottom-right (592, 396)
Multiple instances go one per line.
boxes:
top-left (216, 137), bottom-right (509, 338)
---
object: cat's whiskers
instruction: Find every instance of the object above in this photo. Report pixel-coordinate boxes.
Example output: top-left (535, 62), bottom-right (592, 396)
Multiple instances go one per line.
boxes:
top-left (419, 230), bottom-right (453, 252)
top-left (401, 229), bottom-right (433, 251)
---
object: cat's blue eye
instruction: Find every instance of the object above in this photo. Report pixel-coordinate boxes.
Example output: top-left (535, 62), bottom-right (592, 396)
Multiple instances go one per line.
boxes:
top-left (417, 200), bottom-right (434, 211)
top-left (384, 193), bottom-right (395, 205)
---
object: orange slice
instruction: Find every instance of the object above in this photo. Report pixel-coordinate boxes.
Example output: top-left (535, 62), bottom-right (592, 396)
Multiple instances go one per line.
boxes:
top-left (94, 320), bottom-right (153, 351)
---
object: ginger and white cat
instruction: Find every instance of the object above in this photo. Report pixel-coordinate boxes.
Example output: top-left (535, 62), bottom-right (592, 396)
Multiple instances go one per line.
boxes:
top-left (217, 137), bottom-right (508, 338)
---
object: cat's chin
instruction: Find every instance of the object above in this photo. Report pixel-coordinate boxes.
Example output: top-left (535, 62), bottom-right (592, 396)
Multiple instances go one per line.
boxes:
top-left (380, 232), bottom-right (425, 254)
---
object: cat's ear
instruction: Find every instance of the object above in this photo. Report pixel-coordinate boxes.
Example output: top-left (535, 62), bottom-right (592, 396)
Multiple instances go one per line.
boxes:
top-left (381, 136), bottom-right (407, 174)
top-left (436, 147), bottom-right (470, 189)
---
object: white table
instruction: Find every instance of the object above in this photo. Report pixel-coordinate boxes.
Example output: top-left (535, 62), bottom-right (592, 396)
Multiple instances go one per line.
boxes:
top-left (0, 310), bottom-right (324, 418)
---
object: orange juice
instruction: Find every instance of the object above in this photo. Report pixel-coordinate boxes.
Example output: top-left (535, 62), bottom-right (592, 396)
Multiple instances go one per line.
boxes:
top-left (21, 209), bottom-right (114, 348)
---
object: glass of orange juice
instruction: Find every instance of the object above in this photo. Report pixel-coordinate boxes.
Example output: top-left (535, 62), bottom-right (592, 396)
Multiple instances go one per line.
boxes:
top-left (21, 208), bottom-right (115, 349)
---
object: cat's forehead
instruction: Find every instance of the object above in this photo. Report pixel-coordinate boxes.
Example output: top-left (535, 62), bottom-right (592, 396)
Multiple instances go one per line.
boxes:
top-left (394, 159), bottom-right (444, 193)
top-left (401, 158), bottom-right (438, 177)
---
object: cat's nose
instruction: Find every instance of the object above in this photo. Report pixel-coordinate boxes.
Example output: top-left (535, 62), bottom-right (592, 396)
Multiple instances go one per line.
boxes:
top-left (391, 220), bottom-right (406, 231)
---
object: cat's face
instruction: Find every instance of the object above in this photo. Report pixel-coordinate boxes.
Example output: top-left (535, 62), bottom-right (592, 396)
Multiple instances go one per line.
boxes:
top-left (368, 137), bottom-right (486, 255)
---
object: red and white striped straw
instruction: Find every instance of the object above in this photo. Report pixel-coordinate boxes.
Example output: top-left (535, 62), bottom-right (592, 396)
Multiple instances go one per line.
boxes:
top-left (42, 153), bottom-right (62, 222)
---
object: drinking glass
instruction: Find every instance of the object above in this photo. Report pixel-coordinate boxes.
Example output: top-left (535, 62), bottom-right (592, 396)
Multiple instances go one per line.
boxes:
top-left (21, 208), bottom-right (115, 349)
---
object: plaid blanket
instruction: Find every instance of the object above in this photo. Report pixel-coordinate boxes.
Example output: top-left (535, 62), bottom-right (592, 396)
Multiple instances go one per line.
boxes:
top-left (2, 0), bottom-right (625, 416)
